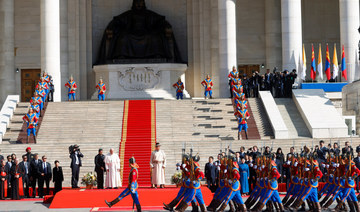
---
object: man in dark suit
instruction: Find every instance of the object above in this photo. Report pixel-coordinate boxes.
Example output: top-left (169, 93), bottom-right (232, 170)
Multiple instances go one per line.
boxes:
top-left (342, 141), bottom-right (354, 157)
top-left (354, 146), bottom-right (360, 192)
top-left (70, 145), bottom-right (83, 188)
top-left (30, 153), bottom-right (42, 197)
top-left (94, 148), bottom-right (105, 189)
top-left (204, 156), bottom-right (216, 192)
top-left (19, 155), bottom-right (31, 198)
top-left (5, 155), bottom-right (13, 197)
top-left (38, 155), bottom-right (51, 197)
top-left (22, 147), bottom-right (34, 163)
top-left (264, 69), bottom-right (273, 93)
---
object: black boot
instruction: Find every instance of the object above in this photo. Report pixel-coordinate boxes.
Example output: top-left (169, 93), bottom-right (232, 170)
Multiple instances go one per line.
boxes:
top-left (105, 198), bottom-right (120, 208)
top-left (136, 204), bottom-right (141, 212)
top-left (191, 201), bottom-right (199, 212)
top-left (163, 198), bottom-right (180, 211)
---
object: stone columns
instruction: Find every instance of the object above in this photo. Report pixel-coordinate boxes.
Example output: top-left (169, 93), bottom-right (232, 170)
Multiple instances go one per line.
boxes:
top-left (0, 0), bottom-right (15, 105)
top-left (41, 0), bottom-right (61, 102)
top-left (265, 0), bottom-right (282, 70)
top-left (218, 0), bottom-right (237, 98)
top-left (339, 0), bottom-right (360, 82)
top-left (281, 0), bottom-right (302, 72)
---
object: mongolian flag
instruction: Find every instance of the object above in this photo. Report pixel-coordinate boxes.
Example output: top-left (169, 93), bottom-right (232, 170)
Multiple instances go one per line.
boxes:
top-left (333, 44), bottom-right (339, 79)
top-left (317, 44), bottom-right (323, 80)
top-left (325, 44), bottom-right (331, 80)
top-left (341, 45), bottom-right (347, 81)
top-left (311, 44), bottom-right (317, 80)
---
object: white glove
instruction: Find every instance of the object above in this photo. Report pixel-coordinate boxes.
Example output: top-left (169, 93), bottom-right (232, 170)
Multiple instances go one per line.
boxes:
top-left (265, 177), bottom-right (268, 180)
top-left (305, 168), bottom-right (310, 171)
top-left (214, 162), bottom-right (218, 166)
top-left (286, 161), bottom-right (291, 165)
top-left (185, 168), bottom-right (189, 172)
top-left (294, 162), bottom-right (298, 167)
top-left (326, 165), bottom-right (329, 169)
top-left (249, 163), bottom-right (253, 167)
top-left (304, 178), bottom-right (308, 181)
top-left (228, 180), bottom-right (232, 184)
top-left (329, 174), bottom-right (333, 178)
top-left (336, 163), bottom-right (340, 167)
top-left (321, 164), bottom-right (326, 168)
top-left (192, 181), bottom-right (197, 185)
top-left (260, 178), bottom-right (264, 181)
top-left (254, 165), bottom-right (258, 169)
top-left (217, 167), bottom-right (221, 171)
top-left (176, 167), bottom-right (180, 171)
top-left (259, 167), bottom-right (262, 171)
top-left (348, 177), bottom-right (352, 181)
top-left (182, 164), bottom-right (186, 169)
top-left (262, 165), bottom-right (265, 169)
top-left (336, 177), bottom-right (339, 181)
top-left (224, 169), bottom-right (228, 173)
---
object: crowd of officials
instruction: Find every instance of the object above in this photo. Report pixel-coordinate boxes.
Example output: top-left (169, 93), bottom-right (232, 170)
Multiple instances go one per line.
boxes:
top-left (235, 68), bottom-right (298, 99)
top-left (204, 140), bottom-right (360, 196)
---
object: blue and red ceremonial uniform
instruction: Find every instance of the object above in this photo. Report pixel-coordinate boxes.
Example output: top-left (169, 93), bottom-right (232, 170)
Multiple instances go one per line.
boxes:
top-left (339, 162), bottom-right (360, 202)
top-left (65, 81), bottom-right (77, 101)
top-left (259, 163), bottom-right (282, 205)
top-left (36, 89), bottom-right (46, 107)
top-left (117, 167), bottom-right (140, 205)
top-left (235, 109), bottom-right (250, 132)
top-left (96, 83), bottom-right (106, 101)
top-left (23, 113), bottom-right (38, 137)
top-left (30, 104), bottom-right (40, 119)
top-left (300, 163), bottom-right (323, 203)
top-left (201, 79), bottom-right (213, 98)
top-left (173, 81), bottom-right (184, 100)
top-left (31, 96), bottom-right (43, 111)
top-left (182, 162), bottom-right (205, 205)
top-left (37, 81), bottom-right (49, 98)
top-left (221, 164), bottom-right (245, 205)
top-left (228, 70), bottom-right (238, 79)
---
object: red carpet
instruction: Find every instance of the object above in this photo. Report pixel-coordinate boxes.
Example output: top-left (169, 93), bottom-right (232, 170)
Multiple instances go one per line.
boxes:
top-left (120, 100), bottom-right (156, 186)
top-left (49, 187), bottom-right (213, 208)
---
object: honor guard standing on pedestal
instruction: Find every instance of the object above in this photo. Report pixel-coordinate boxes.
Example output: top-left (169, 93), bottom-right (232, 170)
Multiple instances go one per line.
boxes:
top-left (96, 79), bottom-right (106, 101)
top-left (65, 76), bottom-right (77, 101)
top-left (22, 108), bottom-right (38, 143)
top-left (173, 78), bottom-right (185, 100)
top-left (201, 75), bottom-right (213, 99)
top-left (105, 157), bottom-right (141, 211)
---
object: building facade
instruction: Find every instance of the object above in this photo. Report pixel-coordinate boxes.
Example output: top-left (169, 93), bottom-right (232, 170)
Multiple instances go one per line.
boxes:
top-left (0, 0), bottom-right (359, 103)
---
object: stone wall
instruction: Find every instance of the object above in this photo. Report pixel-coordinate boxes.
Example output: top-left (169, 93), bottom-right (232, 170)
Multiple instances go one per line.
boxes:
top-left (342, 81), bottom-right (360, 135)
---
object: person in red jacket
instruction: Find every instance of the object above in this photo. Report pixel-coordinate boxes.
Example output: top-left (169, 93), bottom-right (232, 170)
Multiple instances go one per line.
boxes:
top-left (105, 157), bottom-right (141, 211)
top-left (64, 76), bottom-right (77, 101)
top-left (22, 108), bottom-right (38, 143)
top-left (234, 104), bottom-right (250, 140)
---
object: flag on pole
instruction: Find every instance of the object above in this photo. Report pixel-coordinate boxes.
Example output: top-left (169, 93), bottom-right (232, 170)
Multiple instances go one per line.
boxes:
top-left (301, 44), bottom-right (306, 80)
top-left (341, 45), bottom-right (347, 81)
top-left (317, 44), bottom-right (323, 80)
top-left (325, 44), bottom-right (331, 80)
top-left (311, 44), bottom-right (316, 80)
top-left (333, 44), bottom-right (339, 79)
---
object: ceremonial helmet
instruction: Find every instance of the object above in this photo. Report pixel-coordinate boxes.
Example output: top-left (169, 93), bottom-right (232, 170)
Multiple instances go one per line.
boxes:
top-left (129, 156), bottom-right (139, 168)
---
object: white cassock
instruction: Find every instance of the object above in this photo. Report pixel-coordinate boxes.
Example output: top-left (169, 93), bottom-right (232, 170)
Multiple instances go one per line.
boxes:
top-left (105, 153), bottom-right (122, 188)
top-left (150, 150), bottom-right (166, 185)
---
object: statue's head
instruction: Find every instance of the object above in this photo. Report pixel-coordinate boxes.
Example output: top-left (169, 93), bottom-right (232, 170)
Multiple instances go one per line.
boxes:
top-left (132, 0), bottom-right (146, 11)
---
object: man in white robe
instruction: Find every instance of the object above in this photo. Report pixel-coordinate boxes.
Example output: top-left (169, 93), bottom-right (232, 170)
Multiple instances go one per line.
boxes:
top-left (150, 143), bottom-right (166, 188)
top-left (105, 148), bottom-right (122, 188)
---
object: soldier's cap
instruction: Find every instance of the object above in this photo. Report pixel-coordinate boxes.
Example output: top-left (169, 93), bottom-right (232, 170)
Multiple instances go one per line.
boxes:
top-left (156, 142), bottom-right (161, 147)
top-left (26, 147), bottom-right (31, 152)
top-left (129, 157), bottom-right (136, 164)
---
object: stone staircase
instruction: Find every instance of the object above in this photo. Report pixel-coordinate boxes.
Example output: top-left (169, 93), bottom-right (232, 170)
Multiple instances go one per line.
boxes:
top-left (274, 98), bottom-right (311, 139)
top-left (248, 98), bottom-right (273, 140)
top-left (0, 101), bottom-right (124, 187)
top-left (2, 102), bottom-right (29, 143)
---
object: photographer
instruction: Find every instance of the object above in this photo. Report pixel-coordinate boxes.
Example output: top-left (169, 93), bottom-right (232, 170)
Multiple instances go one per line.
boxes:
top-left (69, 145), bottom-right (83, 188)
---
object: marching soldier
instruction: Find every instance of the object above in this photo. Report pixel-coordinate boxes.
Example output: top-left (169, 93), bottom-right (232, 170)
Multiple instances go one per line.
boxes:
top-left (105, 157), bottom-right (141, 211)
top-left (36, 77), bottom-right (49, 101)
top-left (22, 108), bottom-right (38, 143)
top-left (30, 100), bottom-right (40, 119)
top-left (228, 66), bottom-right (239, 98)
top-left (36, 86), bottom-right (46, 110)
top-left (173, 78), bottom-right (185, 100)
top-left (201, 75), bottom-right (213, 99)
top-left (64, 76), bottom-right (77, 101)
top-left (96, 79), bottom-right (106, 101)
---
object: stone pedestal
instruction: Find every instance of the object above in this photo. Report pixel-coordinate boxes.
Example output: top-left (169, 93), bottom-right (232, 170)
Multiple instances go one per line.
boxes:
top-left (92, 64), bottom-right (189, 99)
